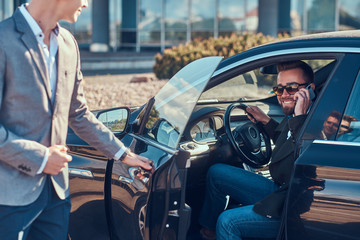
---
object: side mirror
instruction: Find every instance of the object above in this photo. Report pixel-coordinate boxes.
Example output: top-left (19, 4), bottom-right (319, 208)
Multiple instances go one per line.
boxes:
top-left (96, 107), bottom-right (130, 133)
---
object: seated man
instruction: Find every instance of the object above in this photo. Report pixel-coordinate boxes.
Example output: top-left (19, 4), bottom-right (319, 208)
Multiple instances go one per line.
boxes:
top-left (199, 60), bottom-right (315, 240)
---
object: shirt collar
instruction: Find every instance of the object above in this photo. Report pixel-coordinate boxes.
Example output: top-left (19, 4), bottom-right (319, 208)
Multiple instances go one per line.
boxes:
top-left (19, 4), bottom-right (60, 38)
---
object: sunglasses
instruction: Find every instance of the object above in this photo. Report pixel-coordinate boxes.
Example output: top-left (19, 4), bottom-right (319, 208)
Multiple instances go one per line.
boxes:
top-left (272, 83), bottom-right (308, 96)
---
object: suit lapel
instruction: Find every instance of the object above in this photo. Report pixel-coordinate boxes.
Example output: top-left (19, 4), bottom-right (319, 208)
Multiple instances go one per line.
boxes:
top-left (271, 138), bottom-right (295, 163)
top-left (13, 9), bottom-right (53, 110)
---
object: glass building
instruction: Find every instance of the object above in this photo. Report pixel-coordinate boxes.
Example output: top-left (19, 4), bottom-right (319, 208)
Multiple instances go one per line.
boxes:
top-left (1, 0), bottom-right (360, 52)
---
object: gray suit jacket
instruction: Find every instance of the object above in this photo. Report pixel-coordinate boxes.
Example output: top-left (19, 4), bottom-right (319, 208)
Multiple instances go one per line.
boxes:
top-left (0, 9), bottom-right (125, 206)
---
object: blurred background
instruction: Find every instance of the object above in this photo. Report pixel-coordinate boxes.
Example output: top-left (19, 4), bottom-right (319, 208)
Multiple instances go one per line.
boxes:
top-left (3, 0), bottom-right (360, 53)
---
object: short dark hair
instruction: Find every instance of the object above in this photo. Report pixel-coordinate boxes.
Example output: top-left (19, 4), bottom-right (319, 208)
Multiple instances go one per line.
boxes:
top-left (328, 110), bottom-right (342, 121)
top-left (277, 60), bottom-right (314, 84)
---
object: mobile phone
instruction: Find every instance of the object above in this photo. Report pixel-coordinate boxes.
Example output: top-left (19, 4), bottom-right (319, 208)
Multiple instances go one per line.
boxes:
top-left (306, 84), bottom-right (315, 100)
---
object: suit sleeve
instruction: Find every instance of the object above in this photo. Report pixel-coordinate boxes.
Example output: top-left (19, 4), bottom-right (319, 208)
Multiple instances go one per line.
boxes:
top-left (67, 35), bottom-right (126, 159)
top-left (263, 118), bottom-right (280, 142)
top-left (0, 38), bottom-right (47, 176)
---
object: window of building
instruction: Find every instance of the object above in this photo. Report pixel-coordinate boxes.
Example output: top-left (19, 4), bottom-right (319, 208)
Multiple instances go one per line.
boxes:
top-left (0, 0), bottom-right (13, 21)
top-left (191, 0), bottom-right (215, 40)
top-left (165, 0), bottom-right (188, 46)
top-left (139, 0), bottom-right (162, 46)
top-left (245, 0), bottom-right (258, 32)
top-left (121, 1), bottom-right (137, 48)
top-left (291, 0), bottom-right (360, 35)
top-left (290, 0), bottom-right (305, 35)
top-left (339, 0), bottom-right (360, 31)
top-left (307, 0), bottom-right (336, 32)
top-left (219, 0), bottom-right (246, 36)
top-left (291, 0), bottom-right (337, 34)
top-left (109, 0), bottom-right (122, 50)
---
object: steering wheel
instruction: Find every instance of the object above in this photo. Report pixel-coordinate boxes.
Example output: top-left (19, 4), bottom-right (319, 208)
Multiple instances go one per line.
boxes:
top-left (224, 103), bottom-right (272, 168)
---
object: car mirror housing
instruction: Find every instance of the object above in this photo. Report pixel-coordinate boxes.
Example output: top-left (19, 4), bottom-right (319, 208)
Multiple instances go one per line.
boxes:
top-left (260, 64), bottom-right (278, 74)
top-left (96, 107), bottom-right (130, 133)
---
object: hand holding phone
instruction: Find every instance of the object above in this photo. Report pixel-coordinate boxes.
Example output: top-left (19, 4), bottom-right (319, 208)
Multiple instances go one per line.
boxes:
top-left (306, 84), bottom-right (315, 100)
top-left (293, 84), bottom-right (315, 116)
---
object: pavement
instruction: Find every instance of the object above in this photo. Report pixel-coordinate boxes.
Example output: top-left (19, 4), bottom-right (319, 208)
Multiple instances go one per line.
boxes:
top-left (80, 50), bottom-right (158, 76)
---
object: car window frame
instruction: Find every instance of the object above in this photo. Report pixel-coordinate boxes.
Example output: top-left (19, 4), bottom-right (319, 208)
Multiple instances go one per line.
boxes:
top-left (297, 53), bottom-right (360, 156)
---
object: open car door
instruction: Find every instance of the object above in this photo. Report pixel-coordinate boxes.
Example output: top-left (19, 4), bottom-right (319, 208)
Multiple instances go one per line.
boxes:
top-left (106, 57), bottom-right (223, 240)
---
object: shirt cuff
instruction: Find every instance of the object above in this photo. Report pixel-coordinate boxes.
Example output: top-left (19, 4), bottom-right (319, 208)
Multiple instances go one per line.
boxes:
top-left (114, 146), bottom-right (129, 161)
top-left (37, 147), bottom-right (49, 174)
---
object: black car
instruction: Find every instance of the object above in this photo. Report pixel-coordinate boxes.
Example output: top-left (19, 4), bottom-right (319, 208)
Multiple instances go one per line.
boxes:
top-left (67, 30), bottom-right (360, 240)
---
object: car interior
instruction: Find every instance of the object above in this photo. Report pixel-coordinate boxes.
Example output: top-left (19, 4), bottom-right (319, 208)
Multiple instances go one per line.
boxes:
top-left (176, 58), bottom-right (338, 238)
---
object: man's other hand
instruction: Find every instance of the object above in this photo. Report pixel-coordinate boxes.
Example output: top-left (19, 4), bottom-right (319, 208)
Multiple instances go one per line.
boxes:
top-left (246, 106), bottom-right (271, 125)
top-left (43, 145), bottom-right (72, 175)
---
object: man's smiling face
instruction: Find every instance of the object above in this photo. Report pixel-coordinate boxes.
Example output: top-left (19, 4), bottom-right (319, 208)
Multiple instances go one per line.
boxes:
top-left (276, 68), bottom-right (308, 116)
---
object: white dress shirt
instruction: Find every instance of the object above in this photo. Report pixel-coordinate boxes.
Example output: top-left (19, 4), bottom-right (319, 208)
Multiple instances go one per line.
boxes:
top-left (20, 4), bottom-right (59, 174)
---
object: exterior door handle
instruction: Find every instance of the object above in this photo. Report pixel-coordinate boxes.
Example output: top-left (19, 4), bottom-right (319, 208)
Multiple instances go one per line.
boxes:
top-left (69, 168), bottom-right (94, 178)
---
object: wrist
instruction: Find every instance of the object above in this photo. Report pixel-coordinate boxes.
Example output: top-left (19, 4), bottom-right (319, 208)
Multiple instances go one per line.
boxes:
top-left (262, 116), bottom-right (271, 125)
top-left (119, 151), bottom-right (128, 162)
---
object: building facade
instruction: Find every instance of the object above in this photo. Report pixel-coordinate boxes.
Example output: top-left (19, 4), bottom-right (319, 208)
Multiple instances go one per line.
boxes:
top-left (1, 0), bottom-right (360, 53)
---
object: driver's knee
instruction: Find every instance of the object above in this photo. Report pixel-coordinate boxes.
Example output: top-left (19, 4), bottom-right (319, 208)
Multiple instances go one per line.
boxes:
top-left (206, 164), bottom-right (234, 189)
top-left (216, 210), bottom-right (243, 240)
top-left (207, 163), bottom-right (244, 180)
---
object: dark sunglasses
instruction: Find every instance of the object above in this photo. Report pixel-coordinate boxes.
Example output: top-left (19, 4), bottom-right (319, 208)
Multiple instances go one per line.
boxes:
top-left (272, 83), bottom-right (308, 96)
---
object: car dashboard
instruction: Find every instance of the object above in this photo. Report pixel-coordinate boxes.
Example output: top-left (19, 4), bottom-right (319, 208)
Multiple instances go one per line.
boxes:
top-left (180, 102), bottom-right (283, 159)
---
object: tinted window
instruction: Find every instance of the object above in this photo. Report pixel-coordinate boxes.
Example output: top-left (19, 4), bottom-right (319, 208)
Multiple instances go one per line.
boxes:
top-left (336, 71), bottom-right (360, 142)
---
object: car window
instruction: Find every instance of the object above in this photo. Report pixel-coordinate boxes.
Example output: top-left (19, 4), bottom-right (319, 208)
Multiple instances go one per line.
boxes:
top-left (199, 68), bottom-right (276, 102)
top-left (336, 71), bottom-right (360, 142)
top-left (139, 57), bottom-right (222, 148)
top-left (199, 59), bottom-right (334, 102)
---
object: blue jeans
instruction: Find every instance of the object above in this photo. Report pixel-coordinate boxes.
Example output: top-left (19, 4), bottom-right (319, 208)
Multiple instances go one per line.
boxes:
top-left (199, 163), bottom-right (280, 240)
top-left (0, 177), bottom-right (71, 240)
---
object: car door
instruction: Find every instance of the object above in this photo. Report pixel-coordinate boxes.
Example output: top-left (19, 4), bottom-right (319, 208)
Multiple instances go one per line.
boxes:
top-left (283, 54), bottom-right (360, 240)
top-left (106, 57), bottom-right (223, 240)
top-left (67, 107), bottom-right (131, 240)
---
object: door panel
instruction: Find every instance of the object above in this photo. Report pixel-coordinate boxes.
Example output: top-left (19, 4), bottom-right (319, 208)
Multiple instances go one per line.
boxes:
top-left (107, 136), bottom-right (190, 240)
top-left (286, 140), bottom-right (360, 240)
top-left (68, 139), bottom-right (112, 239)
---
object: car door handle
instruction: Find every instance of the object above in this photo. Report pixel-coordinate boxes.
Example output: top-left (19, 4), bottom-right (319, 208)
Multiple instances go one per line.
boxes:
top-left (69, 168), bottom-right (94, 178)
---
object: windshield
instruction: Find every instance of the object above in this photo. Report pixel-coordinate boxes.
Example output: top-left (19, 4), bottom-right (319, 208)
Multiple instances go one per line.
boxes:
top-left (141, 57), bottom-right (223, 148)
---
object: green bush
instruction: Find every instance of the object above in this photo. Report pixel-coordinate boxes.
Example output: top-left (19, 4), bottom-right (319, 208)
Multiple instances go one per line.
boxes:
top-left (153, 32), bottom-right (289, 79)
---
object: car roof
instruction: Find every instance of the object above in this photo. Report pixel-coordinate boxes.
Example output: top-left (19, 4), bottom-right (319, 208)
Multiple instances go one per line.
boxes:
top-left (275, 30), bottom-right (360, 42)
top-left (217, 30), bottom-right (360, 71)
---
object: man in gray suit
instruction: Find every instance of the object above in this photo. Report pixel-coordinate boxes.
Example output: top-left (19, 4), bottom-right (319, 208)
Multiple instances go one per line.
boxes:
top-left (0, 0), bottom-right (152, 239)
